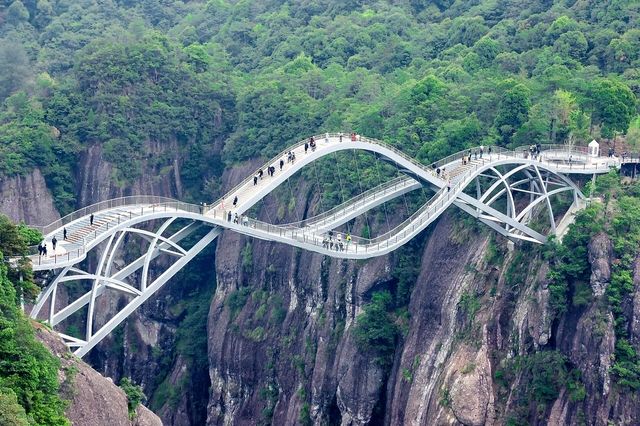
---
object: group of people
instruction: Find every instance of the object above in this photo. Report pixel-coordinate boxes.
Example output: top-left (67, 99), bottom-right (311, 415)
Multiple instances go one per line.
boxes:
top-left (524, 143), bottom-right (542, 160)
top-left (37, 225), bottom-right (71, 257)
top-left (322, 231), bottom-right (351, 252)
top-left (37, 241), bottom-right (48, 256)
top-left (226, 211), bottom-right (250, 226)
top-left (304, 137), bottom-right (317, 153)
top-left (461, 145), bottom-right (491, 165)
top-left (253, 165), bottom-right (278, 186)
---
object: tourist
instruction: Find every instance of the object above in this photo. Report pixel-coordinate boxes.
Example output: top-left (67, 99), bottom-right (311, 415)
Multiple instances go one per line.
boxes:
top-left (258, 169), bottom-right (264, 179)
top-left (63, 227), bottom-right (67, 240)
top-left (233, 196), bottom-right (238, 207)
top-left (227, 211), bottom-right (232, 222)
top-left (38, 242), bottom-right (43, 256)
top-left (90, 213), bottom-right (94, 225)
top-left (52, 236), bottom-right (57, 251)
top-left (280, 159), bottom-right (284, 170)
top-left (253, 175), bottom-right (258, 186)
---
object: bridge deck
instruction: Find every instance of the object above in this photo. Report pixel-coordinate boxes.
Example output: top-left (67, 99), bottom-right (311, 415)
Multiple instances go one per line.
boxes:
top-left (27, 136), bottom-right (619, 268)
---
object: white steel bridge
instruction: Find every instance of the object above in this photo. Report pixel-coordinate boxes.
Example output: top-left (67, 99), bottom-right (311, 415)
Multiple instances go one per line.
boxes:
top-left (23, 133), bottom-right (618, 356)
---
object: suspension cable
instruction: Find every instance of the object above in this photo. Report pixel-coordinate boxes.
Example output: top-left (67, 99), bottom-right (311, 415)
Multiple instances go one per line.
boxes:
top-left (352, 149), bottom-right (372, 235)
top-left (287, 175), bottom-right (302, 222)
top-left (391, 150), bottom-right (411, 217)
top-left (373, 152), bottom-right (391, 234)
top-left (312, 158), bottom-right (325, 215)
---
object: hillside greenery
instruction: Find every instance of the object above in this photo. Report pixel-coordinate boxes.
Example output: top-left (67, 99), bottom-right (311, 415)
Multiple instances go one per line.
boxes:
top-left (0, 215), bottom-right (69, 425)
top-left (0, 0), bottom-right (638, 214)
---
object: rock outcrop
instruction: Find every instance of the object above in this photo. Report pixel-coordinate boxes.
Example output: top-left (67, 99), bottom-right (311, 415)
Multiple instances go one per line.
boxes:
top-left (0, 168), bottom-right (60, 225)
top-left (35, 323), bottom-right (162, 426)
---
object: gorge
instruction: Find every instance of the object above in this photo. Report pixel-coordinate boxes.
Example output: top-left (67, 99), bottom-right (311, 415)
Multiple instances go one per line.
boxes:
top-left (1, 1), bottom-right (640, 425)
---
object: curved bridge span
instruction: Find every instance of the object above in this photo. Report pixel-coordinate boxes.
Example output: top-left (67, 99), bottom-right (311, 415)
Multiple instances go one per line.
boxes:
top-left (25, 133), bottom-right (618, 356)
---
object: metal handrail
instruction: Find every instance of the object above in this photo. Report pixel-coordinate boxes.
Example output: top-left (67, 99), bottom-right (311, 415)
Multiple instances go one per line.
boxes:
top-left (29, 135), bottom-right (614, 244)
top-left (281, 175), bottom-right (416, 229)
top-left (31, 196), bottom-right (182, 235)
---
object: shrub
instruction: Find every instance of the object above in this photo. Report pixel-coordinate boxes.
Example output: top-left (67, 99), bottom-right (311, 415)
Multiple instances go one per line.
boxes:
top-left (353, 291), bottom-right (398, 367)
top-left (119, 378), bottom-right (146, 419)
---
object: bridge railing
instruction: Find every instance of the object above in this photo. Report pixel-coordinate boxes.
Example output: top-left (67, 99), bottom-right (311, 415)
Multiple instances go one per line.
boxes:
top-left (280, 176), bottom-right (416, 229)
top-left (225, 179), bottom-right (460, 254)
top-left (205, 133), bottom-right (336, 213)
top-left (31, 196), bottom-right (183, 235)
top-left (29, 199), bottom-right (205, 267)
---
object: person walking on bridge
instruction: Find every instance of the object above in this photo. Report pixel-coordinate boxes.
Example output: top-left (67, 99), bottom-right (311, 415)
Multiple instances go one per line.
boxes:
top-left (63, 227), bottom-right (67, 240)
top-left (280, 158), bottom-right (284, 170)
top-left (233, 196), bottom-right (238, 207)
top-left (38, 242), bottom-right (43, 257)
top-left (305, 141), bottom-right (309, 153)
top-left (52, 236), bottom-right (57, 251)
top-left (90, 213), bottom-right (94, 226)
top-left (253, 175), bottom-right (258, 186)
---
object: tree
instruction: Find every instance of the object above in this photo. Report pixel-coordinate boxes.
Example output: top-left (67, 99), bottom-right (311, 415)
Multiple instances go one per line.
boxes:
top-left (590, 79), bottom-right (637, 138)
top-left (494, 82), bottom-right (532, 145)
top-left (6, 1), bottom-right (30, 25)
top-left (0, 390), bottom-right (29, 426)
top-left (473, 37), bottom-right (501, 67)
top-left (546, 16), bottom-right (580, 43)
top-left (0, 42), bottom-right (30, 102)
top-left (550, 90), bottom-right (578, 143)
top-left (553, 31), bottom-right (588, 61)
top-left (627, 116), bottom-right (640, 150)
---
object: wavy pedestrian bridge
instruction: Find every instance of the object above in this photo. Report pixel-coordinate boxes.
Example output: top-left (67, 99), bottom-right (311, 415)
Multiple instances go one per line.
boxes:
top-left (23, 133), bottom-right (619, 356)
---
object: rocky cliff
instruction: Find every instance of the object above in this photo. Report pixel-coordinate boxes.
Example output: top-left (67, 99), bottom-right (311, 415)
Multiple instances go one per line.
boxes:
top-left (6, 146), bottom-right (640, 426)
top-left (0, 168), bottom-right (60, 225)
top-left (35, 323), bottom-right (162, 426)
top-left (200, 168), bottom-right (640, 425)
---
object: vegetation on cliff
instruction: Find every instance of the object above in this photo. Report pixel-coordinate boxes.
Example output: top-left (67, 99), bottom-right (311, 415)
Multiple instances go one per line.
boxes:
top-left (0, 215), bottom-right (68, 425)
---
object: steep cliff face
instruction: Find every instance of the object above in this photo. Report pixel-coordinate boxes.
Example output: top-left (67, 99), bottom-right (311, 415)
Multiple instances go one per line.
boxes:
top-left (203, 185), bottom-right (640, 426)
top-left (76, 140), bottom-right (216, 425)
top-left (76, 141), bottom-right (184, 203)
top-left (8, 144), bottom-right (640, 426)
top-left (0, 168), bottom-right (60, 225)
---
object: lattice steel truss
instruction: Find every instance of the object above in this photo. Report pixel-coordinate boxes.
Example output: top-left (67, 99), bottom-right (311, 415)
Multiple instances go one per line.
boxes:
top-left (30, 219), bottom-right (219, 357)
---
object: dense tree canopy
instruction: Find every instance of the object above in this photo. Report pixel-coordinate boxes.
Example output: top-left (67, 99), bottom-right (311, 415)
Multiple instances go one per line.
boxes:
top-left (0, 0), bottom-right (638, 210)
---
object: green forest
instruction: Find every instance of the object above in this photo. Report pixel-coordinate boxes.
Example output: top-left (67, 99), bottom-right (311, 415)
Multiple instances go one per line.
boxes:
top-left (0, 0), bottom-right (638, 213)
